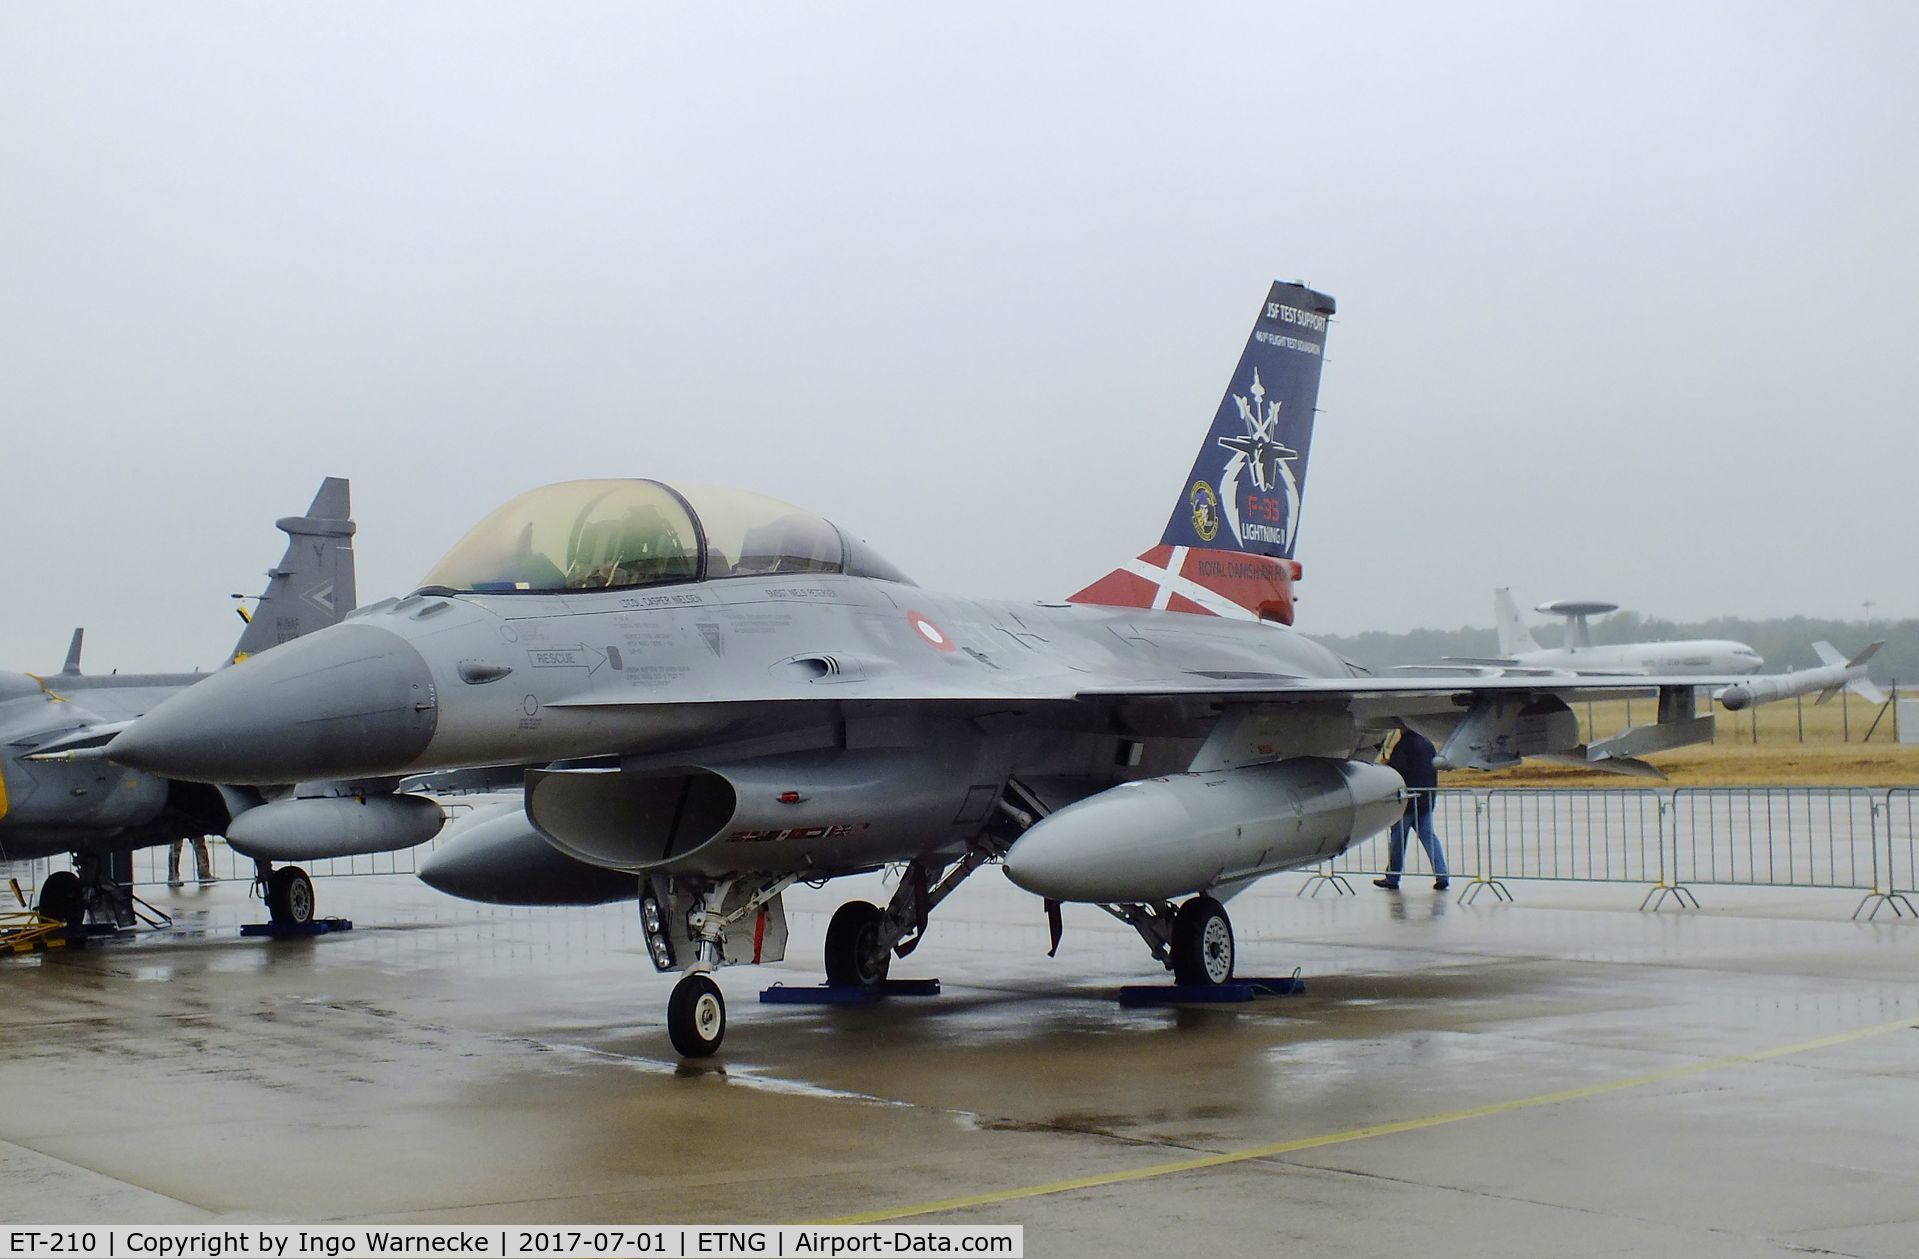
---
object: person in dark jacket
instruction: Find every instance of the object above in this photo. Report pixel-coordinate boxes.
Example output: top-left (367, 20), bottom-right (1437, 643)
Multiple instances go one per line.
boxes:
top-left (1375, 723), bottom-right (1449, 891)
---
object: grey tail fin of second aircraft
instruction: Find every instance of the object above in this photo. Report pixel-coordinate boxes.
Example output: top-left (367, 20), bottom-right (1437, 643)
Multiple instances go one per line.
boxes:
top-left (228, 478), bottom-right (357, 664)
top-left (60, 628), bottom-right (84, 676)
top-left (1494, 588), bottom-right (1542, 656)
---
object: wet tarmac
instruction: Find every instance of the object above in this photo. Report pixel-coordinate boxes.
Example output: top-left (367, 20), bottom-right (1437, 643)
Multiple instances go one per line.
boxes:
top-left (2, 870), bottom-right (1915, 1256)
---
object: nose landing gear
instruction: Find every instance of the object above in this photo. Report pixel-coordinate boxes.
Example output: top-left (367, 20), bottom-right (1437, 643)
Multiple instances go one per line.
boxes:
top-left (667, 973), bottom-right (727, 1058)
top-left (647, 874), bottom-right (797, 1059)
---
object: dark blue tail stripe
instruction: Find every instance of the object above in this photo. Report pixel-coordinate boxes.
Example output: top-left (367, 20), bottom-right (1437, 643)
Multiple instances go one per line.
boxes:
top-left (1160, 281), bottom-right (1335, 560)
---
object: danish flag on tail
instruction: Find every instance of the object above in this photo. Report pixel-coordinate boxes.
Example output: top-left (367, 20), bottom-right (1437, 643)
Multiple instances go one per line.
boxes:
top-left (1069, 280), bottom-right (1335, 626)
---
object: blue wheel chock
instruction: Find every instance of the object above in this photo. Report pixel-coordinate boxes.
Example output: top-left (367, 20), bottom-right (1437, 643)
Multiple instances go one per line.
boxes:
top-left (759, 978), bottom-right (941, 1005)
top-left (1118, 974), bottom-right (1307, 1007)
top-left (240, 917), bottom-right (353, 938)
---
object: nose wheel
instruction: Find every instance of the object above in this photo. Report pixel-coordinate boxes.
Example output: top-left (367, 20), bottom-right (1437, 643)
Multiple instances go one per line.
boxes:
top-left (668, 973), bottom-right (727, 1057)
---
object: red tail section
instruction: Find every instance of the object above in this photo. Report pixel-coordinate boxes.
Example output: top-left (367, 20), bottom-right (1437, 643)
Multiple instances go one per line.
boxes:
top-left (1068, 547), bottom-right (1300, 625)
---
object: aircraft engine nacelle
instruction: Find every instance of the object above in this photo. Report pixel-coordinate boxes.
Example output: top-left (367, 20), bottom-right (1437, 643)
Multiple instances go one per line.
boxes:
top-left (225, 792), bottom-right (445, 862)
top-left (1002, 758), bottom-right (1405, 903)
top-left (525, 747), bottom-right (996, 878)
top-left (417, 796), bottom-right (636, 906)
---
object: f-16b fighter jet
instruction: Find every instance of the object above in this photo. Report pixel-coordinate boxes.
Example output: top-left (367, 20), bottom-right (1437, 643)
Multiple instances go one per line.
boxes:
top-left (1, 480), bottom-right (369, 928)
top-left (112, 283), bottom-right (1747, 1056)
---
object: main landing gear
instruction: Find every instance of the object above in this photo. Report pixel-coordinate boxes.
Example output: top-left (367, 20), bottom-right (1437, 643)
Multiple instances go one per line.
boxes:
top-left (34, 870), bottom-right (86, 930)
top-left (37, 853), bottom-right (171, 933)
top-left (818, 845), bottom-right (997, 993)
top-left (824, 900), bottom-right (891, 988)
top-left (1105, 893), bottom-right (1237, 986)
top-left (244, 860), bottom-right (318, 926)
top-left (264, 865), bottom-right (316, 926)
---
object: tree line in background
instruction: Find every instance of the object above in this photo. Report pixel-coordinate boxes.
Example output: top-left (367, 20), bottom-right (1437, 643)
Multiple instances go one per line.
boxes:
top-left (1314, 613), bottom-right (1918, 687)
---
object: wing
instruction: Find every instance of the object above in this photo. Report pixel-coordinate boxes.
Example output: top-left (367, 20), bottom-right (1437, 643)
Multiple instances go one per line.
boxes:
top-left (1074, 671), bottom-right (1740, 776)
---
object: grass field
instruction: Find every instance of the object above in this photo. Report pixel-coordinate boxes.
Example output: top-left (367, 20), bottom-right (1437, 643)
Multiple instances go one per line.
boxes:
top-left (1439, 693), bottom-right (1918, 788)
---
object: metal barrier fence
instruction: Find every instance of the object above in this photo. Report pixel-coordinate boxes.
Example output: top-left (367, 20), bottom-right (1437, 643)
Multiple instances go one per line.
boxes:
top-left (7, 790), bottom-right (1918, 921)
top-left (1485, 789), bottom-right (1666, 888)
top-left (1306, 786), bottom-right (1919, 918)
top-left (1669, 788), bottom-right (1879, 894)
top-left (1886, 789), bottom-right (1918, 910)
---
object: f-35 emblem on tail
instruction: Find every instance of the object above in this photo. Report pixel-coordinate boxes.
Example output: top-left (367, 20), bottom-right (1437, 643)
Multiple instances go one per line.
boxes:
top-left (1216, 367), bottom-right (1301, 551)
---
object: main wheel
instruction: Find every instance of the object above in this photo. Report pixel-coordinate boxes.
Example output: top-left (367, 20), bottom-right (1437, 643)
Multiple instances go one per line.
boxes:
top-left (266, 866), bottom-right (316, 925)
top-left (1171, 895), bottom-right (1235, 985)
top-left (36, 871), bottom-right (85, 928)
top-left (823, 900), bottom-right (891, 988)
top-left (667, 973), bottom-right (726, 1057)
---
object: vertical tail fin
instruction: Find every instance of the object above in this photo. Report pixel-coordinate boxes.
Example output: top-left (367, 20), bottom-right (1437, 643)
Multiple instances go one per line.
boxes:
top-left (59, 628), bottom-right (84, 676)
top-left (1069, 280), bottom-right (1335, 624)
top-left (1493, 589), bottom-right (1542, 656)
top-left (228, 478), bottom-right (357, 664)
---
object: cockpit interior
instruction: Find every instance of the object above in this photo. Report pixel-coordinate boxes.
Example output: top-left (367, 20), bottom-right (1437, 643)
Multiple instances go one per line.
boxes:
top-left (419, 479), bottom-right (913, 594)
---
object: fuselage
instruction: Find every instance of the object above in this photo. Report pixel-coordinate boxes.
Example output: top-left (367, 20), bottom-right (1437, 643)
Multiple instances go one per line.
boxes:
top-left (108, 573), bottom-right (1377, 879)
top-left (1511, 640), bottom-right (1761, 676)
top-left (114, 573), bottom-right (1368, 780)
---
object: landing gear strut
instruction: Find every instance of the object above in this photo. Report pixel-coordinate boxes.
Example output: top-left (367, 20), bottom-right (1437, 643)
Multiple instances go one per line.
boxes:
top-left (1106, 893), bottom-right (1237, 986)
top-left (647, 875), bottom-right (797, 1058)
top-left (39, 853), bottom-right (167, 932)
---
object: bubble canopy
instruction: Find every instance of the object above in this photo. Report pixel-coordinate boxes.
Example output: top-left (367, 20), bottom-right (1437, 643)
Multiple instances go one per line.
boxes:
top-left (418, 479), bottom-right (912, 594)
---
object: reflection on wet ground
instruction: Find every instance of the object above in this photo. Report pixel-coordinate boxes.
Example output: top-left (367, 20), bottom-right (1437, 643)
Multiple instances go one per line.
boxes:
top-left (2, 872), bottom-right (1915, 1255)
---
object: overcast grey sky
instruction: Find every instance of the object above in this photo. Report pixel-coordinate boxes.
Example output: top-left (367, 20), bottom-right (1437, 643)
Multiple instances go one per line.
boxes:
top-left (3, 2), bottom-right (1914, 671)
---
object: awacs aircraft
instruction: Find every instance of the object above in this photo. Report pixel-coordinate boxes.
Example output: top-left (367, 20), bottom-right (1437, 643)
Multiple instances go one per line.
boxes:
top-left (1429, 589), bottom-right (1766, 677)
top-left (0, 480), bottom-right (371, 927)
top-left (111, 282), bottom-right (1759, 1057)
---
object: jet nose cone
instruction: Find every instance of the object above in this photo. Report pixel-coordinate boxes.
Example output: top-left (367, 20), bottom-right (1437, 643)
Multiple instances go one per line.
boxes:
top-left (110, 624), bottom-right (438, 784)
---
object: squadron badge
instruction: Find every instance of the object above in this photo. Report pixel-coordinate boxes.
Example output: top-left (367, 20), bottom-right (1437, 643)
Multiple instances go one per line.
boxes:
top-left (1188, 481), bottom-right (1220, 542)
